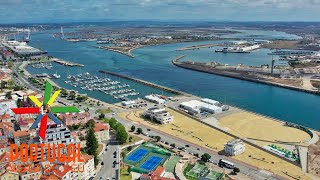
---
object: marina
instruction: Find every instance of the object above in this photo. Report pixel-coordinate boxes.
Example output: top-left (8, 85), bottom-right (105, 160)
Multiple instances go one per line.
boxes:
top-left (64, 72), bottom-right (140, 100)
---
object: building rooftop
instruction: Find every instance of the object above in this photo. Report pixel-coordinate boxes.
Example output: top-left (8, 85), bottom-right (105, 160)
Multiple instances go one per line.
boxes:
top-left (81, 154), bottom-right (93, 163)
top-left (94, 122), bottom-right (109, 132)
top-left (53, 165), bottom-right (72, 178)
top-left (226, 139), bottom-right (244, 146)
top-left (13, 130), bottom-right (30, 138)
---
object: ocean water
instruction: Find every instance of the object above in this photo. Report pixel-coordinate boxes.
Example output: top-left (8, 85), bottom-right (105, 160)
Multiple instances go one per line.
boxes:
top-left (27, 28), bottom-right (320, 130)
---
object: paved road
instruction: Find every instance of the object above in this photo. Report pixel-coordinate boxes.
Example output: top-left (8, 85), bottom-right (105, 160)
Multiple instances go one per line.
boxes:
top-left (94, 133), bottom-right (120, 180)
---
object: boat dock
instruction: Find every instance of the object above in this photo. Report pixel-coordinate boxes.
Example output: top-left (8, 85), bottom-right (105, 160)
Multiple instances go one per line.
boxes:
top-left (98, 70), bottom-right (190, 96)
top-left (51, 58), bottom-right (84, 67)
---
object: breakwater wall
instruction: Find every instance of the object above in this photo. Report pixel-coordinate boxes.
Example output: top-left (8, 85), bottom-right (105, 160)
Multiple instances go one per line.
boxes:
top-left (172, 57), bottom-right (320, 96)
top-left (98, 70), bottom-right (190, 96)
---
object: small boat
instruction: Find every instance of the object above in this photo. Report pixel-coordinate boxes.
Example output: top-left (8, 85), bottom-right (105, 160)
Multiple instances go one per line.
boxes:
top-left (52, 71), bottom-right (61, 79)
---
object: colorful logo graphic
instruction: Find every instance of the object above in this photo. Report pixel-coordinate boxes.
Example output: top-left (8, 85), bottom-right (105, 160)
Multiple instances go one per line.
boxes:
top-left (11, 81), bottom-right (79, 139)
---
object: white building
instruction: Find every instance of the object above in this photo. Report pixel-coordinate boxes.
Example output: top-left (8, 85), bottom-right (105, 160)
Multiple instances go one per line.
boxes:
top-left (201, 98), bottom-right (220, 106)
top-left (33, 124), bottom-right (77, 162)
top-left (179, 99), bottom-right (222, 115)
top-left (145, 95), bottom-right (165, 104)
top-left (224, 139), bottom-right (245, 156)
top-left (144, 107), bottom-right (174, 124)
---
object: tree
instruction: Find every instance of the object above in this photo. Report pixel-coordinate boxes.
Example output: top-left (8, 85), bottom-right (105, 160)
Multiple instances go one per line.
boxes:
top-left (121, 151), bottom-right (126, 158)
top-left (86, 119), bottom-right (95, 128)
top-left (5, 91), bottom-right (12, 99)
top-left (131, 125), bottom-right (135, 132)
top-left (86, 127), bottom-right (99, 166)
top-left (127, 146), bottom-right (132, 151)
top-left (201, 153), bottom-right (211, 162)
top-left (154, 136), bottom-right (161, 142)
top-left (233, 167), bottom-right (240, 175)
top-left (98, 113), bottom-right (105, 120)
top-left (68, 93), bottom-right (76, 100)
top-left (116, 124), bottom-right (128, 144)
top-left (109, 118), bottom-right (118, 129)
top-left (61, 89), bottom-right (68, 97)
top-left (17, 99), bottom-right (23, 107)
top-left (136, 128), bottom-right (143, 134)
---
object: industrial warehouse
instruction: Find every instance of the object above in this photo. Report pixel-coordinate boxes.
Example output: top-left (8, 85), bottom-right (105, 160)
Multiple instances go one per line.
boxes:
top-left (178, 98), bottom-right (228, 116)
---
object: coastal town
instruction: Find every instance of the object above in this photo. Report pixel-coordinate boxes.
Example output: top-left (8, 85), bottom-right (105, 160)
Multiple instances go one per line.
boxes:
top-left (0, 21), bottom-right (320, 180)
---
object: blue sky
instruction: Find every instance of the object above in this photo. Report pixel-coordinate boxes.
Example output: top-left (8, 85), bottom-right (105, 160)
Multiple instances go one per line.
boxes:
top-left (0, 0), bottom-right (319, 23)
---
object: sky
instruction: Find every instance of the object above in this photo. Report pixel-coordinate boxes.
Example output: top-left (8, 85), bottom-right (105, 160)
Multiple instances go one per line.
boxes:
top-left (0, 0), bottom-right (320, 23)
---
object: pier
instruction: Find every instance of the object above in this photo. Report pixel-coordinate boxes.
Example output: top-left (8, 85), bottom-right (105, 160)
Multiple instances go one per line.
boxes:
top-left (98, 70), bottom-right (190, 96)
top-left (176, 44), bottom-right (218, 51)
top-left (51, 58), bottom-right (84, 67)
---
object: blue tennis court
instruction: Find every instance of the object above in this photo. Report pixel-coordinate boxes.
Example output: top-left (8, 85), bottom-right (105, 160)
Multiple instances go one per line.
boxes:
top-left (140, 156), bottom-right (163, 171)
top-left (126, 149), bottom-right (149, 162)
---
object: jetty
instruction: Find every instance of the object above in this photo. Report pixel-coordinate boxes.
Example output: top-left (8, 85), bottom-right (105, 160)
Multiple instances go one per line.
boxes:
top-left (172, 56), bottom-right (320, 96)
top-left (51, 58), bottom-right (84, 67)
top-left (98, 46), bottom-right (141, 58)
top-left (98, 70), bottom-right (190, 96)
top-left (176, 44), bottom-right (218, 51)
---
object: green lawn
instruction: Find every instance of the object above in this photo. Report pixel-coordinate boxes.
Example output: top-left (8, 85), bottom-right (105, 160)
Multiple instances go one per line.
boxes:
top-left (97, 144), bottom-right (104, 155)
top-left (96, 108), bottom-right (113, 114)
top-left (164, 155), bottom-right (181, 172)
top-left (122, 134), bottom-right (143, 146)
top-left (120, 165), bottom-right (132, 180)
top-left (183, 164), bottom-right (195, 180)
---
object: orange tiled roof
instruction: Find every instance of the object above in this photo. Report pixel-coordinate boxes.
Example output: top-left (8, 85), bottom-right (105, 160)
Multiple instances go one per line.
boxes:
top-left (0, 152), bottom-right (10, 164)
top-left (59, 112), bottom-right (90, 119)
top-left (81, 154), bottom-right (93, 163)
top-left (94, 122), bottom-right (109, 132)
top-left (154, 166), bottom-right (165, 176)
top-left (0, 114), bottom-right (10, 120)
top-left (13, 130), bottom-right (30, 138)
top-left (53, 165), bottom-right (72, 178)
top-left (40, 174), bottom-right (60, 180)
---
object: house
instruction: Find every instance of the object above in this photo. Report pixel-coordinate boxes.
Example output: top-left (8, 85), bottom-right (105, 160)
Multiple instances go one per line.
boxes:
top-left (2, 52), bottom-right (14, 60)
top-left (144, 107), bottom-right (174, 124)
top-left (0, 114), bottom-right (11, 123)
top-left (13, 130), bottom-right (30, 145)
top-left (0, 170), bottom-right (19, 180)
top-left (40, 174), bottom-right (60, 180)
top-left (75, 154), bottom-right (95, 180)
top-left (17, 118), bottom-right (34, 130)
top-left (224, 139), bottom-right (245, 156)
top-left (94, 122), bottom-right (109, 142)
top-left (19, 164), bottom-right (42, 180)
top-left (0, 122), bottom-right (14, 138)
top-left (140, 166), bottom-right (175, 180)
top-left (0, 99), bottom-right (17, 118)
top-left (53, 165), bottom-right (75, 180)
top-left (59, 112), bottom-right (91, 126)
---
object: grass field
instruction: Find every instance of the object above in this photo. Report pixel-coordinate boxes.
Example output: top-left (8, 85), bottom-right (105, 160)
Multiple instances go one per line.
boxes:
top-left (164, 155), bottom-right (181, 172)
top-left (183, 164), bottom-right (194, 180)
top-left (96, 108), bottom-right (113, 114)
top-left (120, 165), bottom-right (132, 180)
top-left (97, 144), bottom-right (104, 155)
top-left (218, 111), bottom-right (311, 147)
top-left (122, 134), bottom-right (143, 146)
top-left (119, 109), bottom-right (311, 179)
